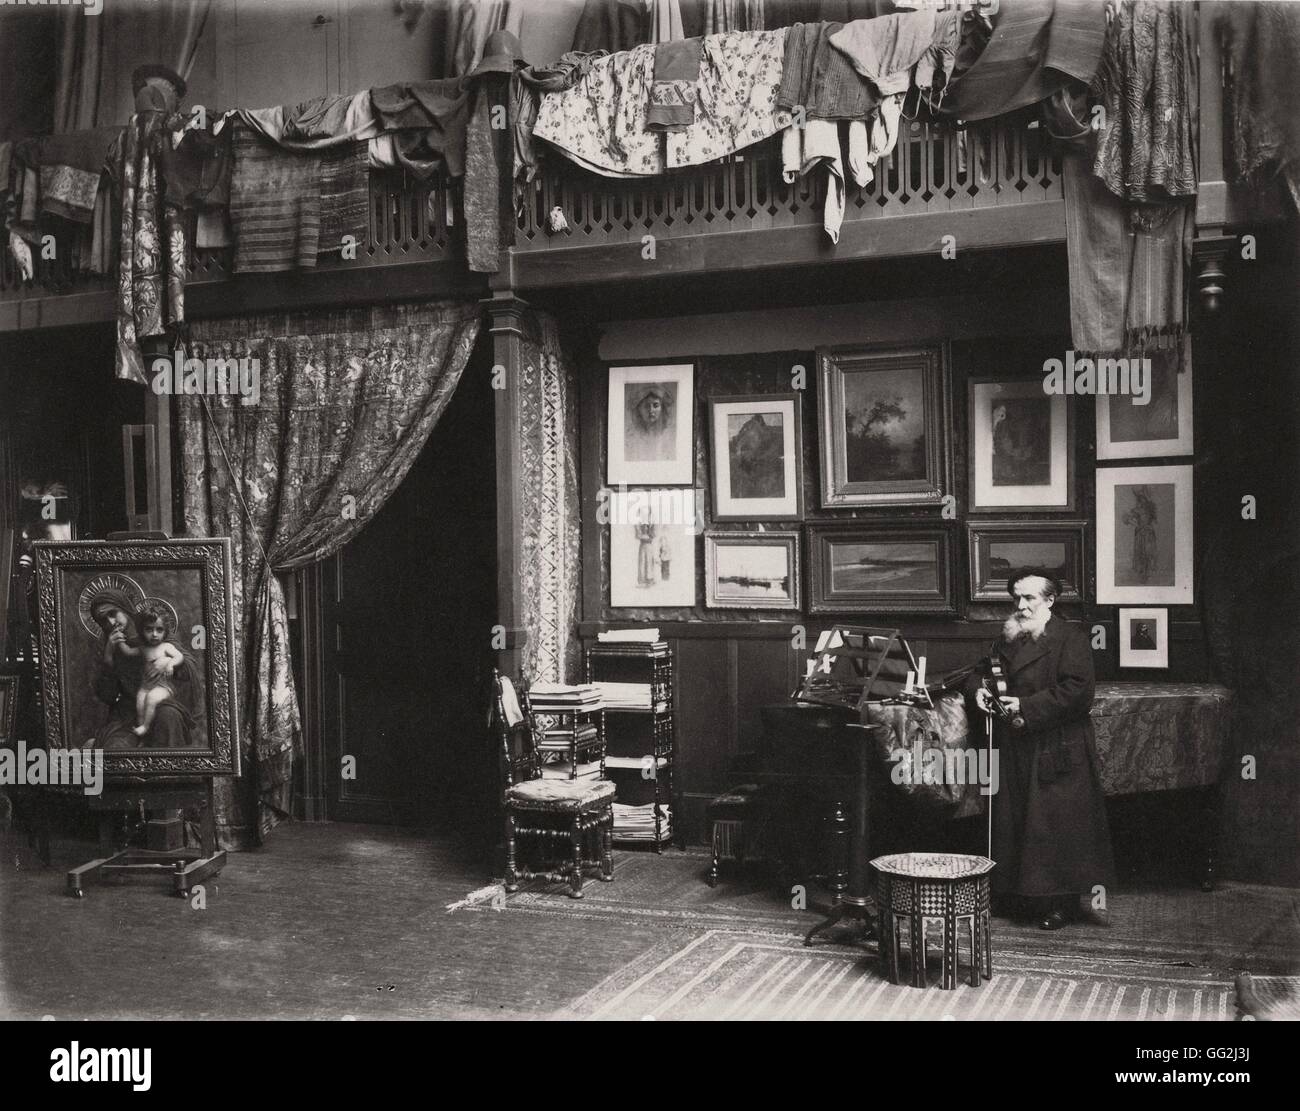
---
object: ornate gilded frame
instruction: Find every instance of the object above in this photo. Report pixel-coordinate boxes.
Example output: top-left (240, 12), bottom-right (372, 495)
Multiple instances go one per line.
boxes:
top-left (33, 538), bottom-right (240, 777)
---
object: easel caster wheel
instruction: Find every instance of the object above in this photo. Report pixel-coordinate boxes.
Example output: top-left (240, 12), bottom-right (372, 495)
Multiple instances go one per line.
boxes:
top-left (178, 889), bottom-right (189, 899)
top-left (70, 890), bottom-right (83, 898)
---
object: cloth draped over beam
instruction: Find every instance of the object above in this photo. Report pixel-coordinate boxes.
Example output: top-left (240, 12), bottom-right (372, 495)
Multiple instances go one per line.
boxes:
top-left (1062, 0), bottom-right (1196, 355)
top-left (176, 300), bottom-right (481, 847)
top-left (1218, 0), bottom-right (1300, 213)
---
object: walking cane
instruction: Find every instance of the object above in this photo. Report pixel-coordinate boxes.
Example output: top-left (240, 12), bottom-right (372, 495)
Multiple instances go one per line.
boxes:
top-left (985, 711), bottom-right (994, 860)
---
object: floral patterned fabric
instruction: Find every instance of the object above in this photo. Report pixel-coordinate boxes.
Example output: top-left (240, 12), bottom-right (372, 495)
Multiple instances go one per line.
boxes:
top-left (533, 29), bottom-right (791, 177)
top-left (1091, 682), bottom-right (1233, 796)
top-left (868, 693), bottom-right (984, 820)
top-left (177, 301), bottom-right (481, 847)
top-left (113, 107), bottom-right (187, 385)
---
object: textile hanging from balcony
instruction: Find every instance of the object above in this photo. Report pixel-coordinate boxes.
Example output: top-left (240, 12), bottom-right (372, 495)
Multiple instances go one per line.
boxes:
top-left (176, 299), bottom-right (481, 849)
top-left (534, 29), bottom-right (791, 177)
top-left (1219, 0), bottom-right (1300, 212)
top-left (113, 80), bottom-right (188, 385)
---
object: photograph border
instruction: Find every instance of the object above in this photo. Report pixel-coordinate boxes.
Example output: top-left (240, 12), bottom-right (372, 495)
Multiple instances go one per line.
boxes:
top-left (1096, 345), bottom-right (1194, 460)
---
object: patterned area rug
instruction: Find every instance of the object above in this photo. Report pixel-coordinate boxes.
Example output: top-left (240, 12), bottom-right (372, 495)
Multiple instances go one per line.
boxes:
top-left (560, 928), bottom-right (1259, 1021)
top-left (495, 849), bottom-right (1300, 974)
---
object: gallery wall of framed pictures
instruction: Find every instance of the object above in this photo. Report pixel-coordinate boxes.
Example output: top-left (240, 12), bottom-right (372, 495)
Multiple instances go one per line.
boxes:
top-left (590, 337), bottom-right (1199, 663)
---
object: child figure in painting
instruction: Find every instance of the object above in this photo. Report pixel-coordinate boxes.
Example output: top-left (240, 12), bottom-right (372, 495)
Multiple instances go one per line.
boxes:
top-left (115, 604), bottom-right (185, 736)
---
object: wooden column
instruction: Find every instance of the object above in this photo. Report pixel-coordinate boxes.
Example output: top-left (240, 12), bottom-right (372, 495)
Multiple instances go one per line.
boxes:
top-left (484, 292), bottom-right (530, 679)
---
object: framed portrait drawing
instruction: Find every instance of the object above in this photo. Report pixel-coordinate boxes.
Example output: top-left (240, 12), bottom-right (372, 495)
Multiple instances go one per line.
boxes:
top-left (818, 346), bottom-right (951, 508)
top-left (608, 488), bottom-right (697, 608)
top-left (32, 538), bottom-right (241, 776)
top-left (709, 393), bottom-right (802, 521)
top-left (968, 378), bottom-right (1073, 511)
top-left (607, 363), bottom-right (694, 486)
top-left (967, 520), bottom-right (1086, 602)
top-left (704, 531), bottom-right (800, 610)
top-left (1097, 345), bottom-right (1193, 459)
top-left (0, 673), bottom-right (17, 747)
top-left (1118, 607), bottom-right (1169, 669)
top-left (1096, 465), bottom-right (1193, 605)
top-left (807, 524), bottom-right (956, 615)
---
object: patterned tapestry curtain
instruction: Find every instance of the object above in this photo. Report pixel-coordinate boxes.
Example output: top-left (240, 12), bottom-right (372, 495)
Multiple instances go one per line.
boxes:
top-left (176, 300), bottom-right (481, 848)
top-left (515, 310), bottom-right (582, 685)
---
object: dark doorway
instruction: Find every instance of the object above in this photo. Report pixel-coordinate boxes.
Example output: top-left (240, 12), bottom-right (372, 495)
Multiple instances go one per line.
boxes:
top-left (314, 340), bottom-right (497, 829)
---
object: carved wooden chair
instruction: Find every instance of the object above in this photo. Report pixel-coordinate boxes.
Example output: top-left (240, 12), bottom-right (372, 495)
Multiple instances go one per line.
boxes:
top-left (494, 669), bottom-right (614, 898)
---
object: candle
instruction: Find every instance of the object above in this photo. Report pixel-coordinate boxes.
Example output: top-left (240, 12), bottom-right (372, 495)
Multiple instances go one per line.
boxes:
top-left (905, 670), bottom-right (915, 693)
top-left (917, 657), bottom-right (927, 689)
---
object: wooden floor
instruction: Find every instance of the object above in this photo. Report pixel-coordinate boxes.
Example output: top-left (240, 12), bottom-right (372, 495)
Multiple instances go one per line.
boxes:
top-left (1, 822), bottom-right (1295, 1020)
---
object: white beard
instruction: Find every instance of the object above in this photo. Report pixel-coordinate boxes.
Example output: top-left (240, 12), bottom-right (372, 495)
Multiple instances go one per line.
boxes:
top-left (1003, 609), bottom-right (1051, 643)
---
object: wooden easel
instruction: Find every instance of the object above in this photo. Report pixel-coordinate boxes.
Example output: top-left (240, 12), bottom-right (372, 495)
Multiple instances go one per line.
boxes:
top-left (65, 778), bottom-right (226, 898)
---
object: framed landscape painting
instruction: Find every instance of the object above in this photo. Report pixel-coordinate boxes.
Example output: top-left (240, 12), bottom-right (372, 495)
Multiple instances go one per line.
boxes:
top-left (1096, 345), bottom-right (1193, 459)
top-left (32, 538), bottom-right (240, 777)
top-left (967, 520), bottom-right (1086, 602)
top-left (607, 363), bottom-right (694, 486)
top-left (817, 346), bottom-right (951, 508)
top-left (807, 524), bottom-right (956, 615)
top-left (709, 393), bottom-right (802, 521)
top-left (968, 377), bottom-right (1073, 511)
top-left (704, 531), bottom-right (800, 610)
top-left (1096, 465), bottom-right (1193, 605)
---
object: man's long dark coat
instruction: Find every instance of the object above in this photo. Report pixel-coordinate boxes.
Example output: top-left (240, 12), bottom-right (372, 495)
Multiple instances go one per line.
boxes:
top-left (982, 616), bottom-right (1117, 897)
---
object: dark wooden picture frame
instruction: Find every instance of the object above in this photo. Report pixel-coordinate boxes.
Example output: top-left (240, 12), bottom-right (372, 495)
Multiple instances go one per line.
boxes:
top-left (33, 538), bottom-right (241, 777)
top-left (708, 392), bottom-right (803, 521)
top-left (704, 530), bottom-right (801, 610)
top-left (807, 523), bottom-right (956, 616)
top-left (967, 520), bottom-right (1087, 602)
top-left (817, 344), bottom-right (952, 508)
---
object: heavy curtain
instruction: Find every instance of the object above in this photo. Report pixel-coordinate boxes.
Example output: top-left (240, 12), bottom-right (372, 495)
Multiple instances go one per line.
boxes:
top-left (177, 300), bottom-right (481, 847)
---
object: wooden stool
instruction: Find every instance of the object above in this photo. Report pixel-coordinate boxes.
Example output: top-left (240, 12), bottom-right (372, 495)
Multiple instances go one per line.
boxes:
top-left (705, 784), bottom-right (772, 887)
top-left (872, 852), bottom-right (994, 990)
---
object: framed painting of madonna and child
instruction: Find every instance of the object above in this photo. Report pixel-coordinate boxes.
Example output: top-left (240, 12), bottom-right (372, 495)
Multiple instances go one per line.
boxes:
top-left (33, 538), bottom-right (240, 777)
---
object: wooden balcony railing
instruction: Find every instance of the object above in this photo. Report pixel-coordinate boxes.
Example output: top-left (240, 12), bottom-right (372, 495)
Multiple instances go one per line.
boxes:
top-left (517, 116), bottom-right (1063, 249)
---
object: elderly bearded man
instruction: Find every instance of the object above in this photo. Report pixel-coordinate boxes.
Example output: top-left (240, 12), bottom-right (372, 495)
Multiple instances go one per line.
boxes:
top-left (972, 570), bottom-right (1116, 930)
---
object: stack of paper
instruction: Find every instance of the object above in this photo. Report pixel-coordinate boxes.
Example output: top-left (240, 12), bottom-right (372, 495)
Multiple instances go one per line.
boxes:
top-left (540, 756), bottom-right (603, 781)
top-left (592, 681), bottom-right (653, 710)
top-left (529, 683), bottom-right (603, 712)
top-left (613, 803), bottom-right (672, 842)
top-left (597, 628), bottom-right (661, 643)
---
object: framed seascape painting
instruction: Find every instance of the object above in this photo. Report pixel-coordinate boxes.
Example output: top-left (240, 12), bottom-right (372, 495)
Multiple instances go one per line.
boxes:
top-left (806, 524), bottom-right (956, 615)
top-left (967, 520), bottom-right (1087, 602)
top-left (607, 363), bottom-right (694, 486)
top-left (704, 531), bottom-right (800, 610)
top-left (1096, 465), bottom-right (1194, 605)
top-left (709, 393), bottom-right (802, 521)
top-left (968, 378), bottom-right (1073, 511)
top-left (818, 346), bottom-right (951, 508)
top-left (1118, 607), bottom-right (1169, 669)
top-left (32, 538), bottom-right (241, 776)
top-left (608, 488), bottom-right (697, 608)
top-left (1096, 345), bottom-right (1193, 459)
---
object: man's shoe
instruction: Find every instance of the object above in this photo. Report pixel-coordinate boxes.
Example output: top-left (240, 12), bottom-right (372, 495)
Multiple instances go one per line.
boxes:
top-left (1037, 909), bottom-right (1070, 931)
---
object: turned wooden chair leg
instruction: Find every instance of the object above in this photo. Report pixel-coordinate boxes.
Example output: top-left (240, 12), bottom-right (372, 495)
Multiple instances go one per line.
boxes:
top-left (504, 811), bottom-right (519, 893)
top-left (569, 813), bottom-right (584, 899)
top-left (600, 808), bottom-right (614, 881)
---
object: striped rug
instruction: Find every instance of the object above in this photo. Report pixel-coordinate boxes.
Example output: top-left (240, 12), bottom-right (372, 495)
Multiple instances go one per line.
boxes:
top-left (561, 928), bottom-right (1253, 1021)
